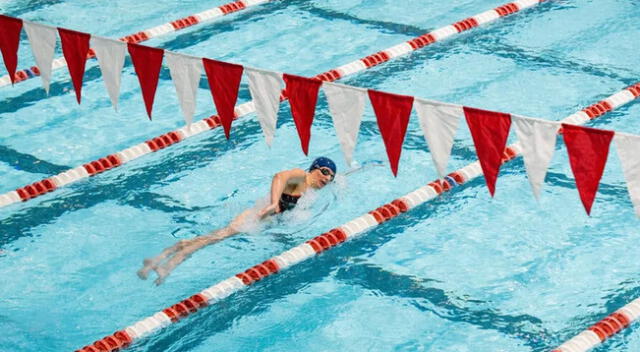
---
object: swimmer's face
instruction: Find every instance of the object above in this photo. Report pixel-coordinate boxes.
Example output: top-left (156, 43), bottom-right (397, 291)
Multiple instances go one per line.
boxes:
top-left (310, 167), bottom-right (334, 189)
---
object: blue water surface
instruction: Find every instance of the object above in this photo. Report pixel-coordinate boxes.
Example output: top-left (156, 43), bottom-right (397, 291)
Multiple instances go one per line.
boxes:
top-left (1, 0), bottom-right (639, 351)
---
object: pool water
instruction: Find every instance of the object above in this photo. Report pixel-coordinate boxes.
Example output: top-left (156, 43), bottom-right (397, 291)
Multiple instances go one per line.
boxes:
top-left (1, 0), bottom-right (640, 351)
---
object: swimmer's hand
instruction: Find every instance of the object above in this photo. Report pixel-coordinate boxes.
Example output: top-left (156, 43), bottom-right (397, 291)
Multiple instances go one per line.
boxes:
top-left (258, 203), bottom-right (280, 218)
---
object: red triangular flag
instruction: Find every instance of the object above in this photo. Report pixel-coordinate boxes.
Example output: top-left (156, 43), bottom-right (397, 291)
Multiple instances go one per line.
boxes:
top-left (368, 89), bottom-right (414, 177)
top-left (202, 58), bottom-right (243, 139)
top-left (127, 43), bottom-right (164, 120)
top-left (0, 15), bottom-right (22, 85)
top-left (464, 106), bottom-right (512, 196)
top-left (58, 28), bottom-right (91, 104)
top-left (283, 74), bottom-right (322, 155)
top-left (562, 123), bottom-right (614, 215)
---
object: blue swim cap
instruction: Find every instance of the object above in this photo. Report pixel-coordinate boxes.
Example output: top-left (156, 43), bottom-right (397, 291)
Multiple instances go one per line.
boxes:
top-left (309, 157), bottom-right (337, 174)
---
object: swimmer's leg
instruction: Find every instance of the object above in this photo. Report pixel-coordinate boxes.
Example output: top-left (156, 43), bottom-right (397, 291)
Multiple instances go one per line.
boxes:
top-left (139, 209), bottom-right (255, 284)
top-left (152, 243), bottom-right (200, 285)
top-left (137, 240), bottom-right (189, 279)
top-left (152, 227), bottom-right (239, 285)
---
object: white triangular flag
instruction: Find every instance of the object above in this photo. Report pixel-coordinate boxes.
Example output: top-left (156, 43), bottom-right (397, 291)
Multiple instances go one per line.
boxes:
top-left (615, 133), bottom-right (640, 217)
top-left (512, 115), bottom-right (559, 200)
top-left (23, 21), bottom-right (57, 94)
top-left (90, 36), bottom-right (126, 111)
top-left (414, 98), bottom-right (462, 177)
top-left (322, 82), bottom-right (365, 166)
top-left (245, 67), bottom-right (283, 146)
top-left (165, 52), bottom-right (202, 126)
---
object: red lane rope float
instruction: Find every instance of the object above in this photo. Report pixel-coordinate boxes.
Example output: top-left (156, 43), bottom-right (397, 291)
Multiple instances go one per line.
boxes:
top-left (552, 298), bottom-right (640, 352)
top-left (0, 0), bottom-right (273, 87)
top-left (73, 78), bottom-right (635, 351)
top-left (0, 0), bottom-right (548, 209)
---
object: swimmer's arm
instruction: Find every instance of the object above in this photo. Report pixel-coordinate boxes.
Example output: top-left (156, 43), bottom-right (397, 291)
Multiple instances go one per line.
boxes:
top-left (269, 168), bottom-right (306, 206)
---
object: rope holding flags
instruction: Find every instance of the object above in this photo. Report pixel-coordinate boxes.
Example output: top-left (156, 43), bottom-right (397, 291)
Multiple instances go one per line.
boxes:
top-left (2, 14), bottom-right (640, 217)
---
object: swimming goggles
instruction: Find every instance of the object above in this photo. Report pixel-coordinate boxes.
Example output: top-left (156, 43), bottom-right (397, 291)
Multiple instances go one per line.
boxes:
top-left (319, 167), bottom-right (335, 181)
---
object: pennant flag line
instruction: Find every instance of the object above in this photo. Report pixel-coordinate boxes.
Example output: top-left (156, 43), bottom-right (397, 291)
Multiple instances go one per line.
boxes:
top-left (246, 67), bottom-right (283, 147)
top-left (127, 43), bottom-right (164, 120)
top-left (323, 82), bottom-right (366, 166)
top-left (368, 89), bottom-right (414, 177)
top-left (562, 123), bottom-right (614, 215)
top-left (23, 21), bottom-right (57, 93)
top-left (512, 116), bottom-right (559, 200)
top-left (283, 74), bottom-right (322, 155)
top-left (414, 98), bottom-right (462, 178)
top-left (464, 107), bottom-right (512, 197)
top-left (0, 15), bottom-right (23, 85)
top-left (90, 36), bottom-right (126, 111)
top-left (203, 58), bottom-right (244, 139)
top-left (6, 16), bottom-right (640, 218)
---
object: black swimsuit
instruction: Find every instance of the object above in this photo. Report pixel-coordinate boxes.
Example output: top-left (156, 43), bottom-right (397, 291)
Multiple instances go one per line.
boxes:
top-left (279, 193), bottom-right (301, 212)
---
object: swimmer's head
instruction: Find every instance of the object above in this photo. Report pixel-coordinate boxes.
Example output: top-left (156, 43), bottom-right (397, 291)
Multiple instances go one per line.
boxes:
top-left (308, 157), bottom-right (336, 189)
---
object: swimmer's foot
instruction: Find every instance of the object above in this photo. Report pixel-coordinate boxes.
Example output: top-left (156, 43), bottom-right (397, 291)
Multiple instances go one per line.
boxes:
top-left (153, 266), bottom-right (169, 286)
top-left (137, 258), bottom-right (159, 280)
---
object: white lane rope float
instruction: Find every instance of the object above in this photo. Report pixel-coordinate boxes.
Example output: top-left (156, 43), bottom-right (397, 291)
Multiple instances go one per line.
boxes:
top-left (73, 81), bottom-right (640, 351)
top-left (0, 0), bottom-right (548, 209)
top-left (0, 0), bottom-right (274, 87)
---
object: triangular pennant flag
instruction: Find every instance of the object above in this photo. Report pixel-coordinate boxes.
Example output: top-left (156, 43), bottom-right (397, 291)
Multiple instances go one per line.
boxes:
top-left (615, 133), bottom-right (640, 217)
top-left (90, 36), bottom-right (126, 111)
top-left (368, 89), bottom-right (414, 177)
top-left (246, 67), bottom-right (283, 147)
top-left (166, 52), bottom-right (202, 126)
top-left (202, 58), bottom-right (243, 139)
top-left (0, 15), bottom-right (23, 85)
top-left (23, 21), bottom-right (57, 93)
top-left (58, 28), bottom-right (91, 104)
top-left (322, 82), bottom-right (366, 166)
top-left (512, 116), bottom-right (559, 200)
top-left (562, 123), bottom-right (614, 215)
top-left (283, 74), bottom-right (322, 155)
top-left (463, 106), bottom-right (512, 196)
top-left (414, 99), bottom-right (462, 178)
top-left (127, 43), bottom-right (164, 120)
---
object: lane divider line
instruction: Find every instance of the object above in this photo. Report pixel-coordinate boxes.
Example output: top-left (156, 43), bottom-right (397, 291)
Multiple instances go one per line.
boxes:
top-left (552, 299), bottom-right (640, 351)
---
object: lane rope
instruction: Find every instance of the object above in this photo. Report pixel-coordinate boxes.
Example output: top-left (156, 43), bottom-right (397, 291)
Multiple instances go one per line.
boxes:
top-left (73, 80), bottom-right (640, 351)
top-left (552, 298), bottom-right (640, 351)
top-left (0, 0), bottom-right (548, 209)
top-left (0, 0), bottom-right (273, 87)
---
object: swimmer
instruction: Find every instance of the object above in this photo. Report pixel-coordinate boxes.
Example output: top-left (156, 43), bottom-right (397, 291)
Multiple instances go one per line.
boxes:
top-left (137, 157), bottom-right (337, 285)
